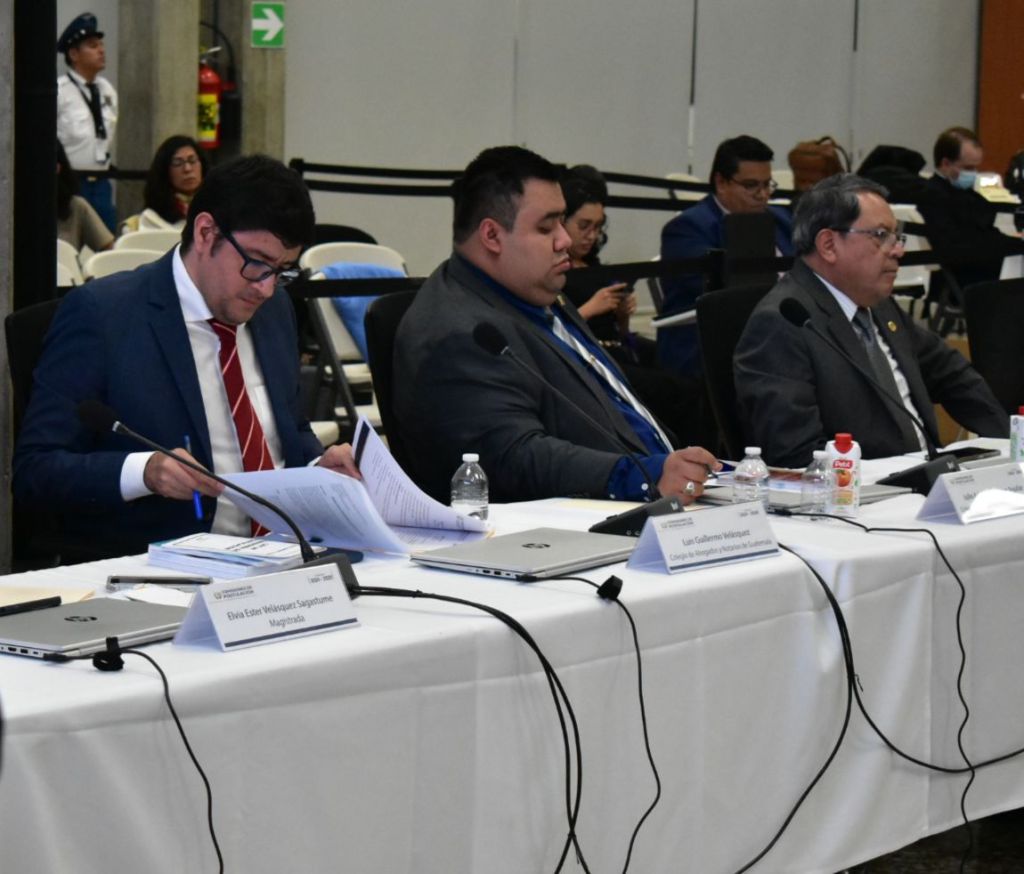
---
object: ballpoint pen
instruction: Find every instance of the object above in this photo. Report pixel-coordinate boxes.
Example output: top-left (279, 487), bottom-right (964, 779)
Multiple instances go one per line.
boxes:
top-left (184, 435), bottom-right (203, 520)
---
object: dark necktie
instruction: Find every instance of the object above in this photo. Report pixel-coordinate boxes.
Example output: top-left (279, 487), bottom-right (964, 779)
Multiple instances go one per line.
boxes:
top-left (852, 308), bottom-right (920, 451)
top-left (210, 319), bottom-right (274, 536)
top-left (86, 82), bottom-right (107, 139)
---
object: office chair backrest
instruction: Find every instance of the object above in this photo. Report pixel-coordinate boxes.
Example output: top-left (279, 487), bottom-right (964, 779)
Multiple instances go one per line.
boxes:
top-left (963, 277), bottom-right (1024, 415)
top-left (5, 298), bottom-right (62, 436)
top-left (313, 223), bottom-right (377, 246)
top-left (364, 291), bottom-right (417, 475)
top-left (696, 283), bottom-right (774, 459)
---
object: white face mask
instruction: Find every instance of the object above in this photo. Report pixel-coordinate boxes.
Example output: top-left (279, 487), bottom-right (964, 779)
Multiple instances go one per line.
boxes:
top-left (953, 169), bottom-right (977, 191)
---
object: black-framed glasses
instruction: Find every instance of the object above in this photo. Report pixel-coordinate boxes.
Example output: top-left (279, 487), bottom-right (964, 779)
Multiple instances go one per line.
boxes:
top-left (219, 227), bottom-right (303, 286)
top-left (170, 155), bottom-right (200, 168)
top-left (730, 177), bottom-right (778, 194)
top-left (831, 224), bottom-right (907, 250)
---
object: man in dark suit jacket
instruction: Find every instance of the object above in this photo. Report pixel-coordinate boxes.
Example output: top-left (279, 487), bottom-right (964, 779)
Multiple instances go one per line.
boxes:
top-left (918, 127), bottom-right (1016, 292)
top-left (734, 174), bottom-right (1006, 469)
top-left (13, 155), bottom-right (358, 557)
top-left (393, 146), bottom-right (718, 505)
top-left (659, 135), bottom-right (793, 378)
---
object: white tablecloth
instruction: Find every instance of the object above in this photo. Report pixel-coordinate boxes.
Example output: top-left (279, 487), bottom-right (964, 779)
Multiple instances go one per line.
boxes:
top-left (2, 496), bottom-right (1023, 873)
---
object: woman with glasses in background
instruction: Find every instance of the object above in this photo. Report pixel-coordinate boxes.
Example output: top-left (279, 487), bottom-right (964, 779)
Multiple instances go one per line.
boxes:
top-left (122, 135), bottom-right (209, 233)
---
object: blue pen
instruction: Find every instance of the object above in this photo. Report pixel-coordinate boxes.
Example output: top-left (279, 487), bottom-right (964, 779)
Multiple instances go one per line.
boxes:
top-left (184, 435), bottom-right (203, 520)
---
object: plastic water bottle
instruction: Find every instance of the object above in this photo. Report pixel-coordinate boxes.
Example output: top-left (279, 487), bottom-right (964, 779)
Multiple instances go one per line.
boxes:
top-left (733, 446), bottom-right (770, 509)
top-left (1010, 406), bottom-right (1024, 462)
top-left (450, 453), bottom-right (489, 520)
top-left (800, 450), bottom-right (831, 513)
top-left (825, 433), bottom-right (861, 517)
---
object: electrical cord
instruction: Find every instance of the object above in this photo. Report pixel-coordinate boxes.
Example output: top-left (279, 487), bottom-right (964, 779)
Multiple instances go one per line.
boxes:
top-left (536, 574), bottom-right (661, 874)
top-left (775, 510), bottom-right (1007, 871)
top-left (354, 584), bottom-right (591, 874)
top-left (45, 638), bottom-right (224, 873)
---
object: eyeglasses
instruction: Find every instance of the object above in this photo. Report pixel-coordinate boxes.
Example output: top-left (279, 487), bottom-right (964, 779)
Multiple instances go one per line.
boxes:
top-left (831, 224), bottom-right (907, 250)
top-left (730, 177), bottom-right (778, 194)
top-left (170, 155), bottom-right (201, 168)
top-left (219, 227), bottom-right (303, 286)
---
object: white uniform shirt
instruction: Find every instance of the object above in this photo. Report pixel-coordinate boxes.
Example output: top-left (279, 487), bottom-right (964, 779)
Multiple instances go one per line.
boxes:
top-left (57, 69), bottom-right (117, 171)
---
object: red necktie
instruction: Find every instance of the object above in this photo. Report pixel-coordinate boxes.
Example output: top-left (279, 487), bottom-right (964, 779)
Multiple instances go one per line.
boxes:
top-left (210, 319), bottom-right (273, 536)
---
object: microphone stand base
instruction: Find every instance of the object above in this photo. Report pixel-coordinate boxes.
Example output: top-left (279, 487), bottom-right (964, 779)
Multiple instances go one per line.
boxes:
top-left (875, 453), bottom-right (960, 495)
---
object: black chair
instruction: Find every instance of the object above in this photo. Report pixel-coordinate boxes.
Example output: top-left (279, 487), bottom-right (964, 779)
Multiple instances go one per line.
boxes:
top-left (963, 277), bottom-right (1024, 414)
top-left (696, 283), bottom-right (774, 459)
top-left (313, 223), bottom-right (377, 246)
top-left (5, 298), bottom-right (62, 437)
top-left (4, 298), bottom-right (67, 567)
top-left (364, 291), bottom-right (417, 476)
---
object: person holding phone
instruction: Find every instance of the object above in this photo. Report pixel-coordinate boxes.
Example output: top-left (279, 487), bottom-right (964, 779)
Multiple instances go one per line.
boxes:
top-left (561, 165), bottom-right (701, 444)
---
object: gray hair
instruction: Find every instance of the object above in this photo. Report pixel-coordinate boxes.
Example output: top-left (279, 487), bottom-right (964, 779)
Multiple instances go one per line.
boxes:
top-left (792, 173), bottom-right (890, 255)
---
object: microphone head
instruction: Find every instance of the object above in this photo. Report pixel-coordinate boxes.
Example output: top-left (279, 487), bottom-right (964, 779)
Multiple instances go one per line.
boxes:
top-left (779, 298), bottom-right (811, 328)
top-left (77, 399), bottom-right (118, 434)
top-left (473, 322), bottom-right (509, 356)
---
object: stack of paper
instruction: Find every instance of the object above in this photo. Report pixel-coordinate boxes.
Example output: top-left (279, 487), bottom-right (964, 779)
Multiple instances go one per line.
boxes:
top-left (148, 533), bottom-right (309, 579)
top-left (220, 418), bottom-right (490, 555)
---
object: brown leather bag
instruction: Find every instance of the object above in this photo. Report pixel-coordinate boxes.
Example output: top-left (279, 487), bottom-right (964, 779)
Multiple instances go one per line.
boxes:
top-left (787, 137), bottom-right (850, 191)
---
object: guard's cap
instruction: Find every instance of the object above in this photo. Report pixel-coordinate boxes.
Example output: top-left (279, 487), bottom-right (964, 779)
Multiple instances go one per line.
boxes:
top-left (57, 13), bottom-right (104, 54)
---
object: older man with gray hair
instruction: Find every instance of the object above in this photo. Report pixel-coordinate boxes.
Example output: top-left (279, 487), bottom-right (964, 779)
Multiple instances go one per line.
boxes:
top-left (733, 173), bottom-right (1005, 468)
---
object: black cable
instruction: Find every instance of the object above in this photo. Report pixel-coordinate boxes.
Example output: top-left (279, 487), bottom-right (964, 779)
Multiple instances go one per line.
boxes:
top-left (45, 642), bottom-right (224, 873)
top-left (538, 575), bottom-right (661, 874)
top-left (354, 584), bottom-right (590, 874)
top-left (728, 544), bottom-right (856, 873)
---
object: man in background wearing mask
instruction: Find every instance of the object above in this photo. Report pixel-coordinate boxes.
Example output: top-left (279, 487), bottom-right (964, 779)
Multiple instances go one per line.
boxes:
top-left (918, 127), bottom-right (1013, 295)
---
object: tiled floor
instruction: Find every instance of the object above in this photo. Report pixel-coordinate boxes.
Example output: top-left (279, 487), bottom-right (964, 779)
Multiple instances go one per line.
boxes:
top-left (854, 807), bottom-right (1024, 873)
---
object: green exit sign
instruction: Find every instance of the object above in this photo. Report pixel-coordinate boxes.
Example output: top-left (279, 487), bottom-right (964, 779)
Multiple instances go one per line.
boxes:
top-left (251, 2), bottom-right (285, 48)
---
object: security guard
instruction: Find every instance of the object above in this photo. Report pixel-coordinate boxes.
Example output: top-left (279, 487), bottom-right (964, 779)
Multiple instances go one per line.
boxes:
top-left (57, 12), bottom-right (119, 233)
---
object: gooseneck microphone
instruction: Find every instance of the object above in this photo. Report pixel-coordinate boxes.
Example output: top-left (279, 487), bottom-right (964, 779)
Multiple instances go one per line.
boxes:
top-left (473, 322), bottom-right (688, 535)
top-left (779, 298), bottom-right (958, 493)
top-left (77, 400), bottom-right (361, 592)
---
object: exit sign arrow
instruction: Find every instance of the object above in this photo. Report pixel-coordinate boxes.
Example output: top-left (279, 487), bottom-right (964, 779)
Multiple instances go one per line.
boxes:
top-left (252, 3), bottom-right (285, 46)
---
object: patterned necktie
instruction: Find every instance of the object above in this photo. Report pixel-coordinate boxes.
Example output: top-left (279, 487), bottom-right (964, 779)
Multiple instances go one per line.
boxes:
top-left (851, 308), bottom-right (920, 451)
top-left (209, 319), bottom-right (273, 536)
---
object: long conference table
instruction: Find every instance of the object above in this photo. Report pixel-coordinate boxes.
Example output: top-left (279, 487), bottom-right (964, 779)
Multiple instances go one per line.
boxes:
top-left (2, 480), bottom-right (1024, 873)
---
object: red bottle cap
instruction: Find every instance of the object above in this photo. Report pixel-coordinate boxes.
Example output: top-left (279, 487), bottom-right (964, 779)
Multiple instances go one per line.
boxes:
top-left (834, 432), bottom-right (853, 453)
top-left (1018, 406), bottom-right (1024, 415)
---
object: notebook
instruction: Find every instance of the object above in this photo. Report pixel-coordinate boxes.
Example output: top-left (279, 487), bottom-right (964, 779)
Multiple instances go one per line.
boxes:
top-left (0, 598), bottom-right (187, 660)
top-left (410, 527), bottom-right (637, 580)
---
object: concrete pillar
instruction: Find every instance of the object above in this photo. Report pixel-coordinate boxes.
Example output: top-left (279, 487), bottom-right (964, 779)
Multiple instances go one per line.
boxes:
top-left (203, 0), bottom-right (286, 159)
top-left (0, 0), bottom-right (13, 572)
top-left (117, 0), bottom-right (200, 218)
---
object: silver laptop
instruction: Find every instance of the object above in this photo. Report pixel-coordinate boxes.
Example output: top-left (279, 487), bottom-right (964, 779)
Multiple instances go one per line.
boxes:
top-left (0, 598), bottom-right (187, 660)
top-left (410, 527), bottom-right (637, 580)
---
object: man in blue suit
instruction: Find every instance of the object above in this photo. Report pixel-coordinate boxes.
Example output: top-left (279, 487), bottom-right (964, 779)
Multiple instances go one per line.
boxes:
top-left (659, 135), bottom-right (793, 378)
top-left (14, 155), bottom-right (358, 558)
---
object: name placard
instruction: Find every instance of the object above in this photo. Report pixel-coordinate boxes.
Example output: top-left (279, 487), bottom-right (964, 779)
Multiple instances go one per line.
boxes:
top-left (627, 501), bottom-right (778, 574)
top-left (918, 462), bottom-right (1024, 524)
top-left (175, 563), bottom-right (357, 651)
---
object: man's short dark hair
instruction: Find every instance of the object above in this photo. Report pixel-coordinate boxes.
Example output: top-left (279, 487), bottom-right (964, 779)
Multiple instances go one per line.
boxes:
top-left (452, 146), bottom-right (561, 244)
top-left (709, 135), bottom-right (774, 187)
top-left (791, 173), bottom-right (889, 256)
top-left (180, 154), bottom-right (315, 253)
top-left (934, 126), bottom-right (980, 168)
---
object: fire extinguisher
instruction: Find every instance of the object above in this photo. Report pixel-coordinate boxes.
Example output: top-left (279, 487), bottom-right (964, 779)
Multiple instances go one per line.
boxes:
top-left (198, 50), bottom-right (223, 150)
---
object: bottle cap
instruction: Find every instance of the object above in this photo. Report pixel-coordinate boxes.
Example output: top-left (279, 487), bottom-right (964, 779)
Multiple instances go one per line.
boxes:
top-left (743, 446), bottom-right (761, 456)
top-left (462, 452), bottom-right (479, 463)
top-left (834, 433), bottom-right (853, 452)
top-left (1018, 406), bottom-right (1024, 415)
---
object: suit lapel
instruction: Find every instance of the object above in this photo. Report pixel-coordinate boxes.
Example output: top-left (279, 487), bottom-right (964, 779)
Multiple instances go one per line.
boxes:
top-left (870, 301), bottom-right (939, 438)
top-left (453, 259), bottom-right (649, 454)
top-left (146, 256), bottom-right (213, 464)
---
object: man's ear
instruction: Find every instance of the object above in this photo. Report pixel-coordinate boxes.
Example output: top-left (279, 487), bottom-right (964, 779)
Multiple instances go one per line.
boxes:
top-left (191, 212), bottom-right (218, 254)
top-left (478, 217), bottom-right (504, 256)
top-left (814, 227), bottom-right (840, 265)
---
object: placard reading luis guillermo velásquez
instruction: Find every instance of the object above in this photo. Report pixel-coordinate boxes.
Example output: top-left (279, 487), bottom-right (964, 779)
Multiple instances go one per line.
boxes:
top-left (627, 502), bottom-right (778, 574)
